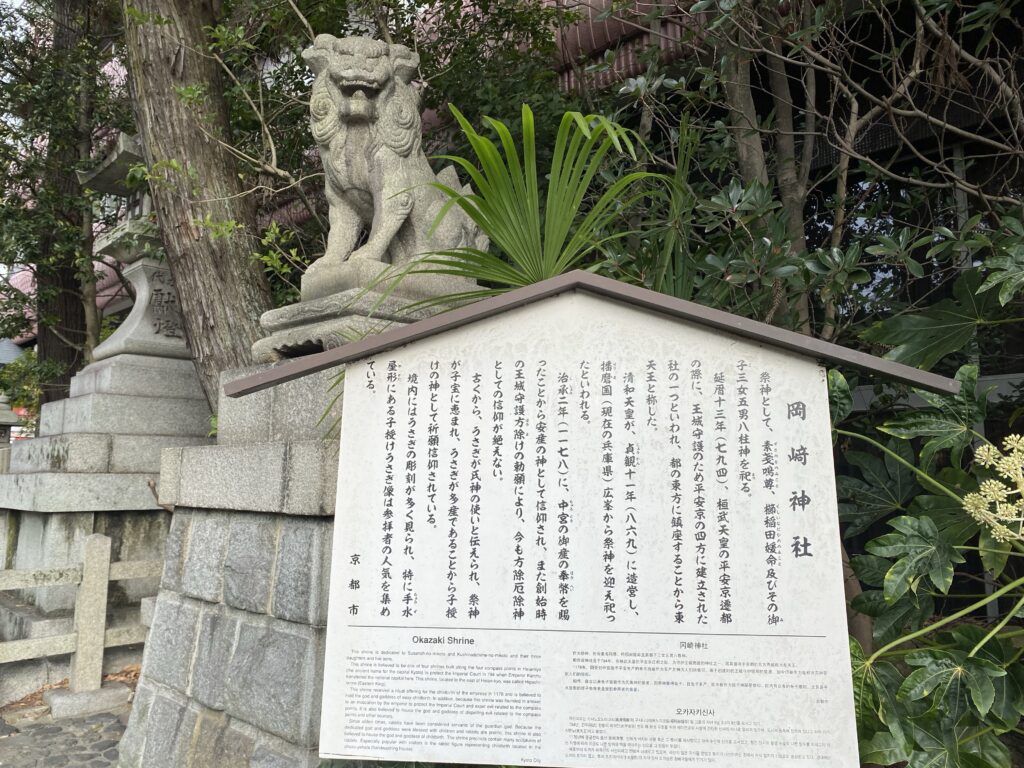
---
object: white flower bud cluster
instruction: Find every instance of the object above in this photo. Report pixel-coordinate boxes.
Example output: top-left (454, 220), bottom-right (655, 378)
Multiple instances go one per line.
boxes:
top-left (963, 436), bottom-right (1024, 542)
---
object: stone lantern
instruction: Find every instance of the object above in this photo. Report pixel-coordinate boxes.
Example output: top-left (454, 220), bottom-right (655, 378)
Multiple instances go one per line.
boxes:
top-left (0, 133), bottom-right (211, 620)
top-left (0, 393), bottom-right (19, 473)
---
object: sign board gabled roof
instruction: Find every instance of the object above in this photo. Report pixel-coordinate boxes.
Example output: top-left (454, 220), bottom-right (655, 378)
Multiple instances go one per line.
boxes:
top-left (224, 270), bottom-right (959, 398)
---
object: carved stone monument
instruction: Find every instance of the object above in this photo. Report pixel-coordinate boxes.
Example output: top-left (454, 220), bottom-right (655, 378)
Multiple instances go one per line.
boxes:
top-left (253, 34), bottom-right (480, 362)
top-left (0, 135), bottom-right (211, 706)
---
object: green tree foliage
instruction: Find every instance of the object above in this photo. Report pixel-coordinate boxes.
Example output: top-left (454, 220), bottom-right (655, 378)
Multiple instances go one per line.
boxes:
top-left (0, 0), bottom-right (132, 404)
top-left (579, 0), bottom-right (1024, 369)
top-left (194, 0), bottom-right (573, 307)
top-left (835, 367), bottom-right (1024, 766)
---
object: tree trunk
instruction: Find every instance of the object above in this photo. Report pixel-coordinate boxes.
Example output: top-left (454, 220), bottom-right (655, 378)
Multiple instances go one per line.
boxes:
top-left (36, 264), bottom-right (87, 406)
top-left (121, 0), bottom-right (274, 409)
top-left (78, 34), bottom-right (100, 363)
top-left (720, 25), bottom-right (874, 652)
top-left (722, 51), bottom-right (769, 188)
top-left (36, 0), bottom-right (91, 406)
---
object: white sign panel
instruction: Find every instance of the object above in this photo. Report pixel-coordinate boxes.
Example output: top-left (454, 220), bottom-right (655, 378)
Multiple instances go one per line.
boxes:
top-left (321, 292), bottom-right (858, 767)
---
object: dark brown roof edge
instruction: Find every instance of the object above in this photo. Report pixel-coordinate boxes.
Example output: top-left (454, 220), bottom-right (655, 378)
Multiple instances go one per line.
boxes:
top-left (225, 270), bottom-right (960, 398)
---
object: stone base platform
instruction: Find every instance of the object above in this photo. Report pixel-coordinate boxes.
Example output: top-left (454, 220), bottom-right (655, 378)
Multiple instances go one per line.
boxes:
top-left (0, 592), bottom-right (142, 643)
top-left (252, 262), bottom-right (473, 362)
top-left (40, 355), bottom-right (209, 438)
top-left (0, 472), bottom-right (159, 514)
top-left (8, 433), bottom-right (208, 476)
top-left (299, 256), bottom-right (474, 303)
top-left (0, 646), bottom-right (142, 708)
top-left (44, 683), bottom-right (131, 720)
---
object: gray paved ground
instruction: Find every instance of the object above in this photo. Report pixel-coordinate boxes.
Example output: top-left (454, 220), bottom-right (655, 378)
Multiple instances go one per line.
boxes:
top-left (0, 711), bottom-right (125, 768)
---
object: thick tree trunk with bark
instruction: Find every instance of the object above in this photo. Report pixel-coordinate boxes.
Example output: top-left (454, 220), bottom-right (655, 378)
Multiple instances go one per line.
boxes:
top-left (122, 0), bottom-right (274, 409)
top-left (36, 263), bottom-right (87, 406)
top-left (36, 0), bottom-right (93, 406)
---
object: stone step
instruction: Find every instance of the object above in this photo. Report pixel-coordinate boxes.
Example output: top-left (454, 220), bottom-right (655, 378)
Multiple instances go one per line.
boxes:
top-left (9, 434), bottom-right (211, 475)
top-left (44, 682), bottom-right (131, 720)
top-left (70, 355), bottom-right (206, 400)
top-left (39, 393), bottom-right (211, 438)
top-left (0, 472), bottom-right (160, 513)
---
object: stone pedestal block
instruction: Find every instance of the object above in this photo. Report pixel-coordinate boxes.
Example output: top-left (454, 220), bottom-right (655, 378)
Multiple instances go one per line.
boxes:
top-left (117, 511), bottom-right (330, 768)
top-left (91, 257), bottom-right (190, 362)
top-left (39, 391), bottom-right (210, 438)
top-left (8, 433), bottom-right (209, 475)
top-left (70, 355), bottom-right (204, 400)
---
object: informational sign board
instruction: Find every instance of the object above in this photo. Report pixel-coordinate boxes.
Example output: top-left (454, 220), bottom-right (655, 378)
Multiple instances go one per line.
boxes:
top-left (320, 291), bottom-right (859, 767)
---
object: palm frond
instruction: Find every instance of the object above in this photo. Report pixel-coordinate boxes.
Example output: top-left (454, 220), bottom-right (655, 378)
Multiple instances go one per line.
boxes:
top-left (422, 103), bottom-right (669, 294)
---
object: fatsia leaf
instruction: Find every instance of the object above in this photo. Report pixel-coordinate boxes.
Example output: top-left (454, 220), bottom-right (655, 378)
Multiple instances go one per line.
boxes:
top-left (852, 589), bottom-right (934, 645)
top-left (828, 369), bottom-right (852, 426)
top-left (850, 637), bottom-right (878, 732)
top-left (909, 493), bottom-right (979, 546)
top-left (901, 651), bottom-right (1004, 725)
top-left (901, 662), bottom-right (971, 724)
top-left (964, 666), bottom-right (996, 717)
top-left (850, 589), bottom-right (889, 617)
top-left (885, 554), bottom-right (924, 602)
top-left (961, 730), bottom-right (1012, 768)
top-left (851, 554), bottom-right (892, 588)
top-left (977, 241), bottom-right (1024, 306)
top-left (866, 516), bottom-right (963, 600)
top-left (866, 532), bottom-right (912, 558)
top-left (910, 713), bottom-right (953, 752)
top-left (878, 365), bottom-right (989, 469)
top-left (851, 637), bottom-right (908, 745)
top-left (906, 712), bottom-right (967, 768)
top-left (985, 673), bottom-right (1023, 730)
top-left (909, 749), bottom-right (961, 768)
top-left (927, 559), bottom-right (955, 596)
top-left (948, 625), bottom-right (1005, 663)
top-left (860, 731), bottom-right (912, 765)
top-left (838, 439), bottom-right (920, 537)
top-left (861, 271), bottom-right (1004, 370)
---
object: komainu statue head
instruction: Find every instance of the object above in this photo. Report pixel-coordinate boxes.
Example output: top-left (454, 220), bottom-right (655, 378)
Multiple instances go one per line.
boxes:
top-left (303, 35), bottom-right (421, 153)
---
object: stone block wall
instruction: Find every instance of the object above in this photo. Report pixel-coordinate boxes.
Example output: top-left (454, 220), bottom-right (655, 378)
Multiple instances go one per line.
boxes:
top-left (117, 364), bottom-right (354, 764)
top-left (118, 508), bottom-right (332, 768)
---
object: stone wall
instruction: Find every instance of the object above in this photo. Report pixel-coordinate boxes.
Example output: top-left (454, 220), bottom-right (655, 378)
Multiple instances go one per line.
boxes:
top-left (118, 365), bottom-right (344, 767)
top-left (118, 508), bottom-right (332, 767)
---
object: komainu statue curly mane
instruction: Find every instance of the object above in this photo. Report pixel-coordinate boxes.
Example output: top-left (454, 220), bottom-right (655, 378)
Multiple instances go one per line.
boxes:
top-left (300, 35), bottom-right (484, 301)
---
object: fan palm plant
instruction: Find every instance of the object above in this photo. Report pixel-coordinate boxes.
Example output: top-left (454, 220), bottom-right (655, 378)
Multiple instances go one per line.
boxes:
top-left (412, 104), bottom-right (664, 301)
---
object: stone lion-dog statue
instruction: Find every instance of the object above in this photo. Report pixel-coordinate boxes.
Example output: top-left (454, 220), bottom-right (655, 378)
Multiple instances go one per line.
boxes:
top-left (301, 35), bottom-right (484, 301)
